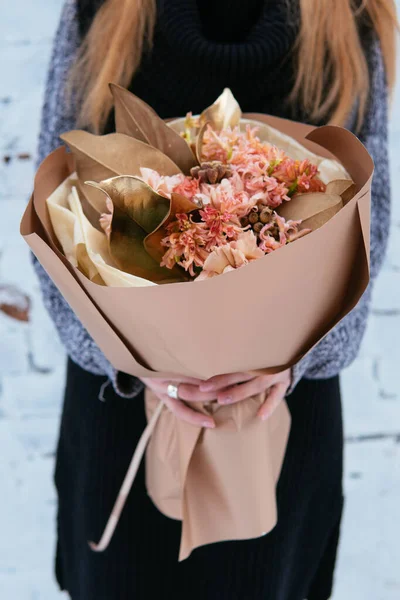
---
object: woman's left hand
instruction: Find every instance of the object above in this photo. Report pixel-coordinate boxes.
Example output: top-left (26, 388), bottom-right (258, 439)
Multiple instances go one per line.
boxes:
top-left (199, 369), bottom-right (292, 421)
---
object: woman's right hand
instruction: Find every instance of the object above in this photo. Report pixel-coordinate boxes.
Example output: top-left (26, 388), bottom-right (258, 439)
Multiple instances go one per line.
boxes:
top-left (140, 377), bottom-right (217, 429)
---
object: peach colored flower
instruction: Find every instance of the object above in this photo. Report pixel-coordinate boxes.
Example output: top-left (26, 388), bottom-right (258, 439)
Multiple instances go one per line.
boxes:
top-left (199, 204), bottom-right (242, 250)
top-left (297, 173), bottom-right (326, 194)
top-left (172, 176), bottom-right (200, 200)
top-left (272, 158), bottom-right (325, 195)
top-left (200, 173), bottom-right (256, 218)
top-left (139, 167), bottom-right (185, 198)
top-left (237, 161), bottom-right (290, 208)
top-left (198, 125), bottom-right (323, 207)
top-left (182, 112), bottom-right (200, 144)
top-left (197, 231), bottom-right (264, 280)
top-left (229, 126), bottom-right (286, 168)
top-left (258, 213), bottom-right (310, 253)
top-left (161, 213), bottom-right (209, 277)
top-left (200, 125), bottom-right (241, 163)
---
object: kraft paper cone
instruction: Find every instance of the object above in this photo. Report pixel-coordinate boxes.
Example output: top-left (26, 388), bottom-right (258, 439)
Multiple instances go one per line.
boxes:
top-left (21, 113), bottom-right (373, 560)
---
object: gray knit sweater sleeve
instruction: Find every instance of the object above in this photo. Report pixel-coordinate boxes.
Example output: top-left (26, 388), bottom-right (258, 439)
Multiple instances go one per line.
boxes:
top-left (35, 0), bottom-right (390, 395)
top-left (34, 0), bottom-right (144, 398)
top-left (290, 31), bottom-right (390, 390)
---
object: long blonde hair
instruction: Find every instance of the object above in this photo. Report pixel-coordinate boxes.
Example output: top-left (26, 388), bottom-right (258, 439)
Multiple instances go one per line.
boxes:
top-left (70, 0), bottom-right (398, 133)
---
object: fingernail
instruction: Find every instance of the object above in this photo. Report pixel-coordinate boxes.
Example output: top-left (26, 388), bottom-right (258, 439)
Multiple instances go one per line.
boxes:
top-left (219, 396), bottom-right (232, 405)
top-left (203, 421), bottom-right (215, 428)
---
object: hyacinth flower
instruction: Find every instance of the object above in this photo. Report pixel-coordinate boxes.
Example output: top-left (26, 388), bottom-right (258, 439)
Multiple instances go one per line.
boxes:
top-left (272, 158), bottom-right (326, 195)
top-left (160, 214), bottom-right (210, 277)
top-left (258, 214), bottom-right (311, 254)
top-left (196, 231), bottom-right (265, 280)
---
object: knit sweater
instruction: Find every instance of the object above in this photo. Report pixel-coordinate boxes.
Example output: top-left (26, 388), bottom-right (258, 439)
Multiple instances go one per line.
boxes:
top-left (34, 0), bottom-right (391, 398)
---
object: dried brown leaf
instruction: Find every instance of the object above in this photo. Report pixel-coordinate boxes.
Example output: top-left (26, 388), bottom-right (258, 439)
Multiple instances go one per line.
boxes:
top-left (60, 131), bottom-right (182, 214)
top-left (86, 176), bottom-right (170, 234)
top-left (277, 192), bottom-right (343, 231)
top-left (326, 179), bottom-right (356, 205)
top-left (199, 88), bottom-right (242, 131)
top-left (277, 179), bottom-right (356, 231)
top-left (195, 121), bottom-right (209, 164)
top-left (86, 176), bottom-right (187, 283)
top-left (110, 84), bottom-right (197, 174)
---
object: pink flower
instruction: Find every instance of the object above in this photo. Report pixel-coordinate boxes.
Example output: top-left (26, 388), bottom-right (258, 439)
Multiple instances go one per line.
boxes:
top-left (201, 173), bottom-right (256, 218)
top-left (199, 124), bottom-right (325, 210)
top-left (230, 126), bottom-right (286, 168)
top-left (258, 213), bottom-right (310, 253)
top-left (236, 161), bottom-right (290, 208)
top-left (141, 124), bottom-right (321, 278)
top-left (197, 231), bottom-right (264, 280)
top-left (172, 176), bottom-right (200, 200)
top-left (199, 204), bottom-right (242, 250)
top-left (139, 167), bottom-right (185, 198)
top-left (200, 125), bottom-right (241, 163)
top-left (272, 159), bottom-right (325, 195)
top-left (161, 214), bottom-right (209, 277)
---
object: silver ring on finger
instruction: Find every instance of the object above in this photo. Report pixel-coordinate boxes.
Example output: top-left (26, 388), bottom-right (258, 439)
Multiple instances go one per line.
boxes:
top-left (167, 383), bottom-right (180, 400)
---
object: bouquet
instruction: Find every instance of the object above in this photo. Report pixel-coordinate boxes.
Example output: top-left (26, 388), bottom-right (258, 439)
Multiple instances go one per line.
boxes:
top-left (21, 86), bottom-right (373, 560)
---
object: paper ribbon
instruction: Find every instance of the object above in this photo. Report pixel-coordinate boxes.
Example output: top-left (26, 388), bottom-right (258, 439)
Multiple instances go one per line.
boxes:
top-left (89, 399), bottom-right (164, 551)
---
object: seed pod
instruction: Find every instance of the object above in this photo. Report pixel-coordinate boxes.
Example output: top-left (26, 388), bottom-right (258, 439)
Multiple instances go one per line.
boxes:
top-left (248, 211), bottom-right (259, 225)
top-left (260, 208), bottom-right (273, 224)
top-left (207, 168), bottom-right (219, 184)
top-left (269, 225), bottom-right (279, 239)
top-left (190, 161), bottom-right (232, 184)
top-left (256, 199), bottom-right (265, 211)
top-left (190, 165), bottom-right (200, 178)
top-left (253, 222), bottom-right (264, 234)
top-left (240, 216), bottom-right (250, 228)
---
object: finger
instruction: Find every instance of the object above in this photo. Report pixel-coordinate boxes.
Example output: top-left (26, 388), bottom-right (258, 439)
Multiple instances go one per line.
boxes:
top-left (142, 376), bottom-right (204, 387)
top-left (217, 376), bottom-right (270, 405)
top-left (171, 376), bottom-right (205, 385)
top-left (152, 382), bottom-right (216, 402)
top-left (257, 383), bottom-right (287, 421)
top-left (220, 374), bottom-right (277, 399)
top-left (178, 384), bottom-right (217, 403)
top-left (144, 381), bottom-right (216, 405)
top-left (200, 372), bottom-right (254, 392)
top-left (161, 395), bottom-right (215, 429)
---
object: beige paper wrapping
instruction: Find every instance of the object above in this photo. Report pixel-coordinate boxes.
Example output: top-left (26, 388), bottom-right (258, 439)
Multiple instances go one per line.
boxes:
top-left (21, 113), bottom-right (373, 560)
top-left (145, 389), bottom-right (291, 560)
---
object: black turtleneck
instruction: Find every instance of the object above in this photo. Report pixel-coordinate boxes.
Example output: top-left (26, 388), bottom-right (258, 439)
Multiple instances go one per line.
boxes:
top-left (77, 0), bottom-right (299, 127)
top-left (196, 0), bottom-right (265, 42)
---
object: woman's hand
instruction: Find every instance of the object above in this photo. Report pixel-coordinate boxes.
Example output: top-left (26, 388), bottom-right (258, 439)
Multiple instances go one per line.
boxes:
top-left (199, 369), bottom-right (292, 421)
top-left (140, 376), bottom-right (217, 429)
top-left (141, 368), bottom-right (291, 428)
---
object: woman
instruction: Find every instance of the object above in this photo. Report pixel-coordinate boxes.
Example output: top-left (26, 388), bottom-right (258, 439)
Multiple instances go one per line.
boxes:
top-left (35, 0), bottom-right (396, 598)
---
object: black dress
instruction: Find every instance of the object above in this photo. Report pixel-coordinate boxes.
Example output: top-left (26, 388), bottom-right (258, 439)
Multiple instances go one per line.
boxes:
top-left (54, 1), bottom-right (345, 598)
top-left (56, 360), bottom-right (343, 600)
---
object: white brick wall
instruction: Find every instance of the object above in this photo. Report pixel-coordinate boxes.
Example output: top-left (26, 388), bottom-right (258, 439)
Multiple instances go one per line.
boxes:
top-left (0, 2), bottom-right (399, 598)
